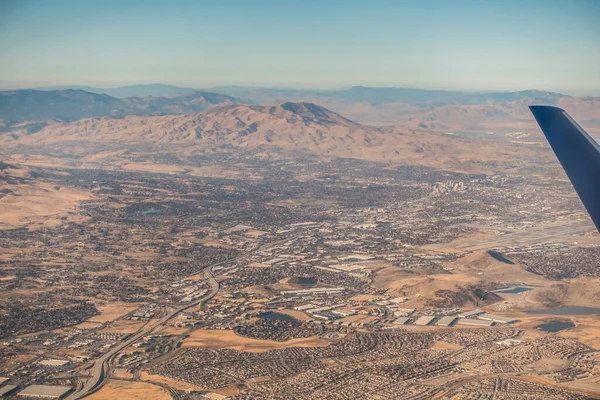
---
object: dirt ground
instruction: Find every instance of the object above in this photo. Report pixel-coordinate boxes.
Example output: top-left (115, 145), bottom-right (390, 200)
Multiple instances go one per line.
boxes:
top-left (88, 302), bottom-right (142, 323)
top-left (155, 325), bottom-right (189, 336)
top-left (247, 262), bottom-right (271, 268)
top-left (513, 314), bottom-right (600, 350)
top-left (276, 309), bottom-right (312, 321)
top-left (0, 180), bottom-right (92, 229)
top-left (99, 319), bottom-right (147, 334)
top-left (350, 294), bottom-right (380, 302)
top-left (86, 380), bottom-right (171, 400)
top-left (181, 329), bottom-right (329, 352)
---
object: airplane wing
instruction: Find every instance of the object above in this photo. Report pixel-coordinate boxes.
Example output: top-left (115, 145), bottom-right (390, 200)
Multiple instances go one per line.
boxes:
top-left (530, 105), bottom-right (600, 232)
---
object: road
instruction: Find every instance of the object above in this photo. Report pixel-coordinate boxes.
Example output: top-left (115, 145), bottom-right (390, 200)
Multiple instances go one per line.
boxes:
top-left (69, 263), bottom-right (221, 399)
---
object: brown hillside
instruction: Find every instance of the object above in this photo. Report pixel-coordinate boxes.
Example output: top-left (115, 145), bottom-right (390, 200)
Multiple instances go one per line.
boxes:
top-left (3, 102), bottom-right (551, 172)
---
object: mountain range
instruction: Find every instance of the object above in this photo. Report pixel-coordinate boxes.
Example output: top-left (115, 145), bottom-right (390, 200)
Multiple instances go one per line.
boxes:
top-left (1, 85), bottom-right (598, 174)
top-left (29, 83), bottom-right (573, 104)
top-left (2, 85), bottom-right (598, 136)
top-left (3, 101), bottom-right (550, 173)
top-left (34, 83), bottom-right (200, 98)
top-left (0, 89), bottom-right (240, 127)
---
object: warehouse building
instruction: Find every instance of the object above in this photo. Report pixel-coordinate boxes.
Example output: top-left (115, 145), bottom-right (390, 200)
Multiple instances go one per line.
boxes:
top-left (19, 385), bottom-right (72, 399)
top-left (393, 317), bottom-right (411, 325)
top-left (0, 385), bottom-right (18, 397)
top-left (456, 319), bottom-right (494, 327)
top-left (415, 316), bottom-right (435, 326)
top-left (478, 314), bottom-right (517, 324)
top-left (436, 316), bottom-right (457, 326)
top-left (458, 309), bottom-right (485, 318)
top-left (312, 311), bottom-right (341, 321)
top-left (294, 304), bottom-right (316, 311)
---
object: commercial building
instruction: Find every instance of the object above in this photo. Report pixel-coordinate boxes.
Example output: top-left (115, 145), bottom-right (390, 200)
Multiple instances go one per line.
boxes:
top-left (330, 309), bottom-right (354, 317)
top-left (294, 304), bottom-right (316, 311)
top-left (307, 306), bottom-right (333, 314)
top-left (312, 311), bottom-right (341, 321)
top-left (478, 314), bottom-right (517, 324)
top-left (393, 308), bottom-right (415, 317)
top-left (436, 316), bottom-right (457, 326)
top-left (18, 385), bottom-right (72, 399)
top-left (458, 309), bottom-right (485, 318)
top-left (0, 385), bottom-right (18, 397)
top-left (415, 316), bottom-right (435, 326)
top-left (456, 319), bottom-right (494, 327)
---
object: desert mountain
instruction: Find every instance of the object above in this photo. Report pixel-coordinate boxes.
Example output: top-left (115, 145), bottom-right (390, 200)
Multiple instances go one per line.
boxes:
top-left (385, 96), bottom-right (600, 135)
top-left (0, 89), bottom-right (127, 124)
top-left (124, 91), bottom-right (241, 115)
top-left (209, 85), bottom-right (571, 105)
top-left (209, 86), bottom-right (600, 132)
top-left (34, 83), bottom-right (200, 98)
top-left (0, 161), bottom-right (35, 185)
top-left (9, 102), bottom-right (367, 145)
top-left (4, 102), bottom-right (550, 171)
top-left (0, 89), bottom-right (242, 126)
top-left (4, 86), bottom-right (598, 136)
top-left (0, 162), bottom-right (91, 229)
top-left (321, 87), bottom-right (570, 106)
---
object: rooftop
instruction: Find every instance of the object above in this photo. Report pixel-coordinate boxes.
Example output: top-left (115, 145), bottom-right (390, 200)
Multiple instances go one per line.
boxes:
top-left (436, 316), bottom-right (457, 326)
top-left (0, 385), bottom-right (18, 396)
top-left (19, 385), bottom-right (72, 399)
top-left (415, 316), bottom-right (435, 326)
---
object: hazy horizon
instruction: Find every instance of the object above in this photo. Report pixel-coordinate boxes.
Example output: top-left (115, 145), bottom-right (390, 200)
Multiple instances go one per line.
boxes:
top-left (1, 0), bottom-right (599, 95)
top-left (0, 82), bottom-right (597, 98)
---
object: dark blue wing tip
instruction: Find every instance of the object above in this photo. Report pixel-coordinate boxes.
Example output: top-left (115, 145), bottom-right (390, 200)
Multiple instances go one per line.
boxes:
top-left (529, 104), bottom-right (600, 233)
top-left (529, 105), bottom-right (565, 114)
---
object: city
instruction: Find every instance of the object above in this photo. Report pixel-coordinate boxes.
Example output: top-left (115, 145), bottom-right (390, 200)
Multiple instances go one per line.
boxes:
top-left (1, 1), bottom-right (600, 398)
top-left (1, 153), bottom-right (599, 399)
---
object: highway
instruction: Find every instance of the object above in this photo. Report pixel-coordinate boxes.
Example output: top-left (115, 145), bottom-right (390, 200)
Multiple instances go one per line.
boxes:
top-left (69, 264), bottom-right (221, 399)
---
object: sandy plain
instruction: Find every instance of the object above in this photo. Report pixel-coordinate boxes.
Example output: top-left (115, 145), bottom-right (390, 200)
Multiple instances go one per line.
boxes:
top-left (181, 329), bottom-right (329, 352)
top-left (86, 380), bottom-right (170, 400)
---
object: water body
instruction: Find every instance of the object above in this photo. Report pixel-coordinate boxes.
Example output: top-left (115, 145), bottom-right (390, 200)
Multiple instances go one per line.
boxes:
top-left (259, 312), bottom-right (296, 322)
top-left (494, 287), bottom-right (534, 294)
top-left (527, 306), bottom-right (600, 316)
top-left (536, 320), bottom-right (575, 333)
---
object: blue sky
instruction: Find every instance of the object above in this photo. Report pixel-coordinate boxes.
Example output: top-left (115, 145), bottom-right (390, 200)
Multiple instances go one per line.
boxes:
top-left (1, 0), bottom-right (599, 94)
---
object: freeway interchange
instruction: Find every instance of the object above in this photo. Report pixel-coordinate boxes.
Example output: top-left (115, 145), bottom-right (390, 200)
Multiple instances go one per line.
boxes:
top-left (70, 264), bottom-right (221, 399)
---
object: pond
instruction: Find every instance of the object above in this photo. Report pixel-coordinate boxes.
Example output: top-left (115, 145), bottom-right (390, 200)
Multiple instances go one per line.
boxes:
top-left (259, 311), bottom-right (297, 322)
top-left (536, 320), bottom-right (575, 333)
top-left (494, 286), bottom-right (534, 294)
top-left (527, 307), bottom-right (600, 316)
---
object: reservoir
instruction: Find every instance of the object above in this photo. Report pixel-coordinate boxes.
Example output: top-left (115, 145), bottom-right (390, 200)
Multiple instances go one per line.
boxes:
top-left (527, 306), bottom-right (600, 316)
top-left (536, 320), bottom-right (575, 333)
top-left (259, 311), bottom-right (296, 322)
top-left (494, 286), bottom-right (534, 294)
